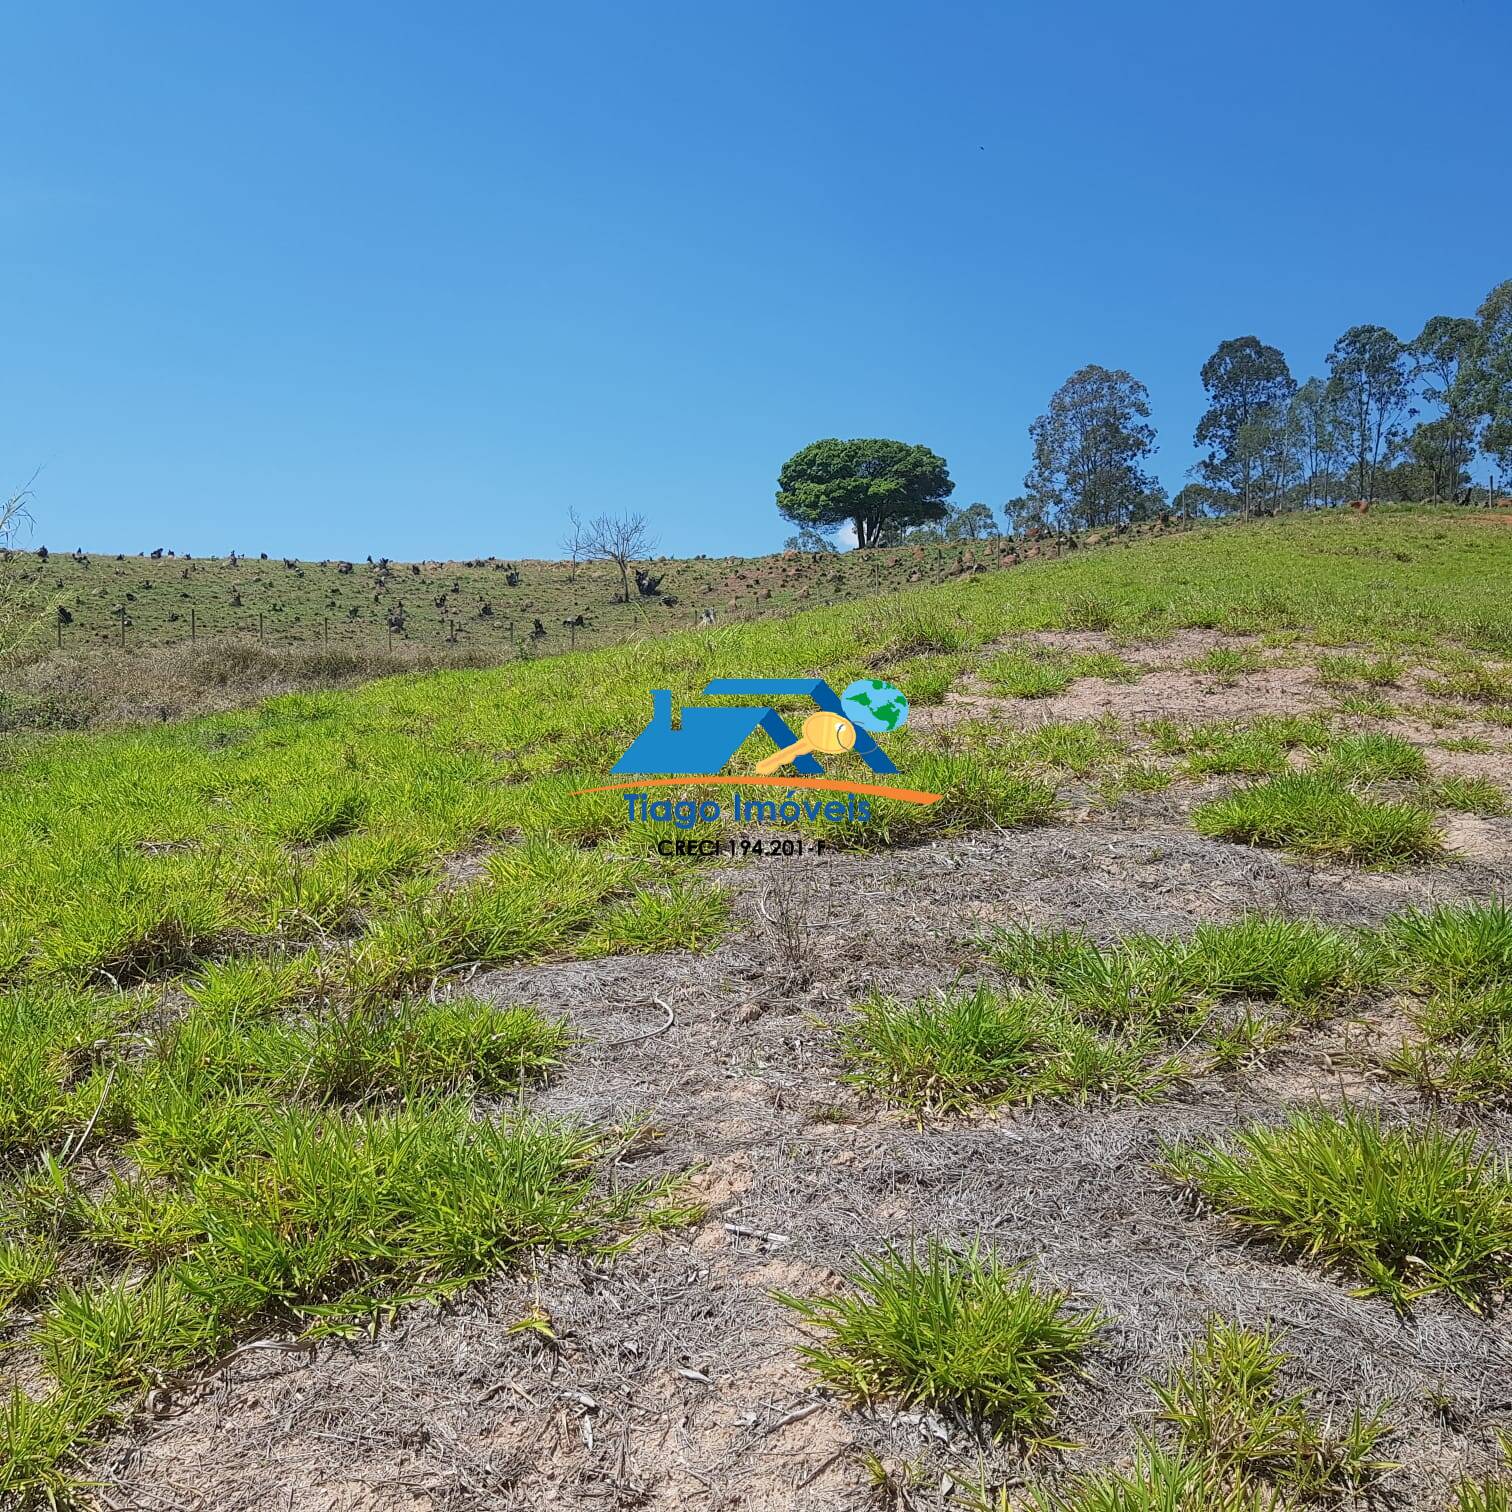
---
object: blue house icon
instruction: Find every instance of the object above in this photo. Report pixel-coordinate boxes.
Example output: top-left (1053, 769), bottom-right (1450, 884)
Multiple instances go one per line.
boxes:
top-left (611, 679), bottom-right (900, 777)
top-left (611, 690), bottom-right (818, 776)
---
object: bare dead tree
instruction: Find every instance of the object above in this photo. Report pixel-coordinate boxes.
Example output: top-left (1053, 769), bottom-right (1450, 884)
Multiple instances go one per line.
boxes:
top-left (561, 507), bottom-right (590, 585)
top-left (582, 512), bottom-right (656, 604)
top-left (1, 472), bottom-right (43, 660)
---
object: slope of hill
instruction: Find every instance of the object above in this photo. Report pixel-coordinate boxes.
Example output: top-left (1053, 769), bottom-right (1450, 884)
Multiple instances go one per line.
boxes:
top-left (0, 521), bottom-right (1181, 731)
top-left (3, 530), bottom-right (1139, 656)
top-left (2, 505), bottom-right (1511, 1509)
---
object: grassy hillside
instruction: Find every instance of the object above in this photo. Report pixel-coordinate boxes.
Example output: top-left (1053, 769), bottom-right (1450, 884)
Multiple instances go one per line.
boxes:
top-left (3, 504), bottom-right (1512, 1507)
top-left (1, 530), bottom-right (1118, 658)
top-left (0, 520), bottom-right (1187, 731)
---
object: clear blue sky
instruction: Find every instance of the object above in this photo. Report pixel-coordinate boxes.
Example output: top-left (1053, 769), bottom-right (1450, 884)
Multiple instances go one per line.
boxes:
top-left (3, 1), bottom-right (1508, 560)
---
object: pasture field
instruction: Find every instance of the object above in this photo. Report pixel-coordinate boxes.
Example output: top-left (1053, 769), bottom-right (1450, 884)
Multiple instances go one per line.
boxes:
top-left (3, 504), bottom-right (1512, 1509)
top-left (0, 521), bottom-right (1177, 731)
top-left (1, 531), bottom-right (1105, 656)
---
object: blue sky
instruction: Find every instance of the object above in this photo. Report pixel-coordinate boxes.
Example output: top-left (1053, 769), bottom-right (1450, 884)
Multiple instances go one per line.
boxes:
top-left (3, 1), bottom-right (1508, 560)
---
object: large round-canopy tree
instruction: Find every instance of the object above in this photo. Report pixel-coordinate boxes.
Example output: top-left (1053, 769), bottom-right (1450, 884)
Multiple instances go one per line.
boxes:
top-left (775, 438), bottom-right (953, 548)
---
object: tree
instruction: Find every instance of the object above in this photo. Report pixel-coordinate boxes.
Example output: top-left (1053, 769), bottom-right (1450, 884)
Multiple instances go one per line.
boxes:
top-left (581, 512), bottom-right (657, 604)
top-left (561, 507), bottom-right (589, 583)
top-left (0, 474), bottom-right (40, 663)
top-left (1403, 415), bottom-right (1473, 501)
top-left (1194, 337), bottom-right (1296, 514)
top-left (1130, 481), bottom-right (1170, 522)
top-left (1325, 325), bottom-right (1415, 502)
top-left (1024, 365), bottom-right (1158, 529)
top-left (1410, 314), bottom-right (1480, 497)
top-left (945, 502), bottom-right (998, 541)
top-left (1291, 378), bottom-right (1348, 507)
top-left (1172, 481), bottom-right (1226, 518)
top-left (783, 526), bottom-right (838, 554)
top-left (1469, 280), bottom-right (1512, 478)
top-left (1252, 399), bottom-right (1307, 512)
top-left (776, 438), bottom-right (953, 548)
top-left (1001, 495), bottom-right (1045, 535)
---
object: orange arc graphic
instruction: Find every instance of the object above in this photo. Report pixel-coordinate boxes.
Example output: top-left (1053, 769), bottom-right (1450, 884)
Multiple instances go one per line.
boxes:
top-left (570, 776), bottom-right (941, 805)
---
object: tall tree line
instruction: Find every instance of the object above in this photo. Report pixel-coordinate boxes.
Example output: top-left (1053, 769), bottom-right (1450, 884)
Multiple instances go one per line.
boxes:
top-left (1014, 277), bottom-right (1512, 531)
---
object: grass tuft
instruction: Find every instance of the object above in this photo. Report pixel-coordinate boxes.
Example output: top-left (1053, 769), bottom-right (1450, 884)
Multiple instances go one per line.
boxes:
top-left (837, 987), bottom-right (1179, 1113)
top-left (776, 1239), bottom-right (1099, 1439)
top-left (1151, 1318), bottom-right (1390, 1497)
top-left (1316, 652), bottom-right (1402, 689)
top-left (1163, 1106), bottom-right (1512, 1311)
top-left (1428, 775), bottom-right (1509, 815)
top-left (1379, 900), bottom-right (1512, 993)
top-left (1024, 1440), bottom-right (1275, 1509)
top-left (1193, 772), bottom-right (1443, 866)
top-left (1390, 987), bottom-right (1512, 1107)
top-left (1318, 731), bottom-right (1428, 783)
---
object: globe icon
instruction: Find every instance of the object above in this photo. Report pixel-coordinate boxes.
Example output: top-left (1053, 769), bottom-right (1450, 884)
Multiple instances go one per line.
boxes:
top-left (839, 678), bottom-right (909, 735)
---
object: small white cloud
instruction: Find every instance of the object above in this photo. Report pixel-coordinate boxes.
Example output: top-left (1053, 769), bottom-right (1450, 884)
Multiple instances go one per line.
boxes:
top-left (835, 521), bottom-right (858, 551)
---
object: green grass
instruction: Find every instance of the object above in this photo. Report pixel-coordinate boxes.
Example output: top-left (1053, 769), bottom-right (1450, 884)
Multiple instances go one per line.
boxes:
top-left (1379, 900), bottom-right (1512, 992)
top-left (845, 917), bottom-right (1384, 1115)
top-left (1024, 1442), bottom-right (1276, 1509)
top-left (802, 746), bottom-right (1060, 847)
top-left (981, 650), bottom-right (1076, 698)
top-left (981, 647), bottom-right (1137, 698)
top-left (0, 985), bottom-right (670, 1501)
top-left (991, 916), bottom-right (1375, 1022)
top-left (1428, 775), bottom-right (1509, 815)
top-left (1150, 1319), bottom-right (1389, 1498)
top-left (1389, 987), bottom-right (1512, 1106)
top-left (0, 1235), bottom-right (58, 1319)
top-left (1451, 1438), bottom-right (1512, 1512)
top-left (1020, 1320), bottom-right (1390, 1509)
top-left (1316, 652), bottom-right (1403, 689)
top-left (775, 1239), bottom-right (1099, 1439)
top-left (1163, 1107), bottom-right (1512, 1312)
top-left (1146, 714), bottom-right (1331, 779)
top-left (1, 1100), bottom-right (684, 1493)
top-left (126, 996), bottom-right (573, 1110)
top-left (1193, 772), bottom-right (1444, 866)
top-left (1456, 1479), bottom-right (1512, 1512)
top-left (1376, 905), bottom-right (1512, 1105)
top-left (1424, 661), bottom-right (1512, 705)
top-left (1188, 645), bottom-right (1263, 682)
top-left (0, 1387), bottom-right (116, 1510)
top-left (836, 987), bottom-right (1180, 1113)
top-left (2, 507), bottom-right (1511, 1499)
top-left (1318, 731), bottom-right (1429, 782)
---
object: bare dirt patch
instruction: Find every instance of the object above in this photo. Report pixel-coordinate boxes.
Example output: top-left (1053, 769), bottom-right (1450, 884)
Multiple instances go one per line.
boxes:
top-left (915, 631), bottom-right (1330, 733)
top-left (99, 816), bottom-right (1512, 1510)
